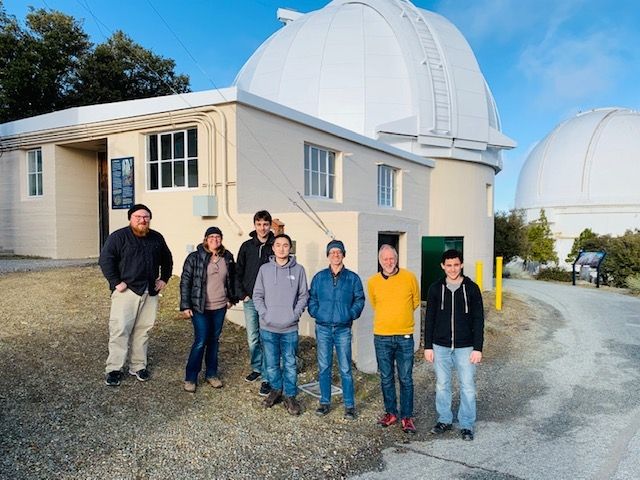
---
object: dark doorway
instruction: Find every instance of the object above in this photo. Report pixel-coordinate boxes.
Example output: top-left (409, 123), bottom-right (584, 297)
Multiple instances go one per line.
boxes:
top-left (98, 151), bottom-right (109, 249)
top-left (421, 236), bottom-right (464, 300)
top-left (377, 232), bottom-right (400, 272)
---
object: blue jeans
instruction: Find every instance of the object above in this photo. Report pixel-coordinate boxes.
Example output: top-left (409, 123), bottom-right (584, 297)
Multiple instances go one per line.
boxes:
top-left (374, 334), bottom-right (414, 418)
top-left (316, 325), bottom-right (354, 408)
top-left (260, 329), bottom-right (298, 397)
top-left (433, 344), bottom-right (476, 430)
top-left (185, 307), bottom-right (226, 382)
top-left (243, 299), bottom-right (266, 376)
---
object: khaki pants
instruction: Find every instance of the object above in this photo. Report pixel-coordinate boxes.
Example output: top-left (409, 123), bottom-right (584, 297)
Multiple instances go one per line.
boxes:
top-left (105, 289), bottom-right (158, 373)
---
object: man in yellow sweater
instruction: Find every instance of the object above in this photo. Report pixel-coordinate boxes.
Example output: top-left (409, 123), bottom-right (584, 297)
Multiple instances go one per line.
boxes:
top-left (367, 244), bottom-right (420, 433)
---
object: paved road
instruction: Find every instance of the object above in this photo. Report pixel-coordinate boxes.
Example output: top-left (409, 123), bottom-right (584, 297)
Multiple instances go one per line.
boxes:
top-left (0, 257), bottom-right (97, 275)
top-left (353, 279), bottom-right (640, 480)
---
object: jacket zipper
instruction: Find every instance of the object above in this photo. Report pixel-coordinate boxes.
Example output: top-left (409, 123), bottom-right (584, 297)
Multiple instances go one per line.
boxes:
top-left (450, 289), bottom-right (455, 350)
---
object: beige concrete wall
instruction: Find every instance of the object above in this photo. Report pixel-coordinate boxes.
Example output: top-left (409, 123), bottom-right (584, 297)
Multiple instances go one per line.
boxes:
top-left (428, 159), bottom-right (495, 289)
top-left (0, 146), bottom-right (58, 257)
top-left (54, 146), bottom-right (100, 258)
top-left (231, 105), bottom-right (431, 372)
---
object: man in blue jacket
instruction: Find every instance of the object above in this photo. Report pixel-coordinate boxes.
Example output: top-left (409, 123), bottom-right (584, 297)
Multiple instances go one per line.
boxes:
top-left (308, 240), bottom-right (365, 420)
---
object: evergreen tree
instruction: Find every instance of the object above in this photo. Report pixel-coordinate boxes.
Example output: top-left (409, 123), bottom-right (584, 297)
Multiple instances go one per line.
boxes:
top-left (526, 209), bottom-right (558, 264)
top-left (565, 228), bottom-right (601, 263)
top-left (0, 2), bottom-right (190, 123)
top-left (494, 209), bottom-right (529, 263)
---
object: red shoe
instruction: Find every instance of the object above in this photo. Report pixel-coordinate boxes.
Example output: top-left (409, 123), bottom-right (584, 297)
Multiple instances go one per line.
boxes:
top-left (377, 412), bottom-right (398, 427)
top-left (401, 417), bottom-right (416, 434)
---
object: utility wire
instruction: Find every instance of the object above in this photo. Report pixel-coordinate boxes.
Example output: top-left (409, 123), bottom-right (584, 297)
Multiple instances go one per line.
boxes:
top-left (69, 0), bottom-right (334, 238)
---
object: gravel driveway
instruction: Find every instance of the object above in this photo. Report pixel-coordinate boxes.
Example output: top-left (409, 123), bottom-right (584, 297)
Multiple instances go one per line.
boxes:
top-left (354, 279), bottom-right (640, 480)
top-left (0, 262), bottom-right (527, 480)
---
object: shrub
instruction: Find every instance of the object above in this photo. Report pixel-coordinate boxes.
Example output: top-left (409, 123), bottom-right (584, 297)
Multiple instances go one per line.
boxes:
top-left (626, 273), bottom-right (640, 294)
top-left (535, 267), bottom-right (572, 283)
top-left (601, 230), bottom-right (640, 287)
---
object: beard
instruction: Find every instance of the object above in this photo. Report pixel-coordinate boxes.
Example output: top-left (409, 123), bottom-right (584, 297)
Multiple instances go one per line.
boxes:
top-left (131, 223), bottom-right (150, 237)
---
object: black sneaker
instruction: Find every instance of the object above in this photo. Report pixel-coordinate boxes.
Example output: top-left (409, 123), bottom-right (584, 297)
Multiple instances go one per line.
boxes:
top-left (105, 370), bottom-right (123, 386)
top-left (315, 404), bottom-right (330, 417)
top-left (461, 429), bottom-right (474, 441)
top-left (259, 381), bottom-right (271, 396)
top-left (245, 371), bottom-right (261, 382)
top-left (129, 368), bottom-right (151, 382)
top-left (430, 422), bottom-right (452, 434)
top-left (344, 407), bottom-right (357, 420)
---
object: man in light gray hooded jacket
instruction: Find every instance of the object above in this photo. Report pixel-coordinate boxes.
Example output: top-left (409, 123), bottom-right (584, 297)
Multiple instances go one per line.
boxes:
top-left (253, 233), bottom-right (308, 415)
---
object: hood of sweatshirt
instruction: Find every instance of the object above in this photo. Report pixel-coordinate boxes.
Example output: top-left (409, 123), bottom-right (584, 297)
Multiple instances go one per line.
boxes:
top-left (249, 230), bottom-right (275, 246)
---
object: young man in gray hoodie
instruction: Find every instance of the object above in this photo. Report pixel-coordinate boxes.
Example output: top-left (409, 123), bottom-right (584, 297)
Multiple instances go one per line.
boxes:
top-left (252, 233), bottom-right (308, 415)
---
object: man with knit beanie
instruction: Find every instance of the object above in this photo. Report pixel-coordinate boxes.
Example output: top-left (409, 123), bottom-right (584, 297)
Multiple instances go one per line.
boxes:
top-left (308, 240), bottom-right (365, 420)
top-left (367, 244), bottom-right (420, 433)
top-left (99, 204), bottom-right (173, 386)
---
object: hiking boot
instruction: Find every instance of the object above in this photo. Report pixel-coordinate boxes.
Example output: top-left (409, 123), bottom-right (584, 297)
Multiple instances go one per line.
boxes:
top-left (315, 404), bottom-right (330, 417)
top-left (461, 429), bottom-right (474, 441)
top-left (344, 407), bottom-right (357, 420)
top-left (245, 371), bottom-right (261, 382)
top-left (129, 368), bottom-right (151, 382)
top-left (284, 396), bottom-right (302, 416)
top-left (401, 417), bottom-right (416, 434)
top-left (259, 381), bottom-right (271, 396)
top-left (105, 370), bottom-right (123, 386)
top-left (183, 381), bottom-right (196, 393)
top-left (206, 377), bottom-right (223, 388)
top-left (377, 412), bottom-right (398, 427)
top-left (262, 389), bottom-right (282, 408)
top-left (430, 422), bottom-right (452, 435)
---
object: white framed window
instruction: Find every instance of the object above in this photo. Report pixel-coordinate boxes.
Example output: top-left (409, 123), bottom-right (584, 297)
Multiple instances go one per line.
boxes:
top-left (27, 149), bottom-right (43, 197)
top-left (304, 144), bottom-right (335, 199)
top-left (147, 128), bottom-right (198, 190)
top-left (377, 164), bottom-right (397, 208)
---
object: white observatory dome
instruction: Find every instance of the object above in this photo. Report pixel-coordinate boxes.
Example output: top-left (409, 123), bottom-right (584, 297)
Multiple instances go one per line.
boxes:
top-left (515, 108), bottom-right (640, 209)
top-left (515, 107), bottom-right (640, 264)
top-left (234, 0), bottom-right (514, 165)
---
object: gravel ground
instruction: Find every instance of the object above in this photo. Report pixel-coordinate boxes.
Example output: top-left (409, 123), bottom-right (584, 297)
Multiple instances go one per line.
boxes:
top-left (0, 262), bottom-right (529, 480)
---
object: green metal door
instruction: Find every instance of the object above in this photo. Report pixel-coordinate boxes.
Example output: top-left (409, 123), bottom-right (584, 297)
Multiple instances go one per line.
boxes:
top-left (421, 236), bottom-right (463, 300)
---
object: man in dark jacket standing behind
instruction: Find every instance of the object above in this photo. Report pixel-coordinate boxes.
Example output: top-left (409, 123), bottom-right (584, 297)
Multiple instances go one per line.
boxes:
top-left (424, 249), bottom-right (484, 441)
top-left (99, 204), bottom-right (173, 387)
top-left (235, 210), bottom-right (275, 396)
top-left (308, 240), bottom-right (364, 420)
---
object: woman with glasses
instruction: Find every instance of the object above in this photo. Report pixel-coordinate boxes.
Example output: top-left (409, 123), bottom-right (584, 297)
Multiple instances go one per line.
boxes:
top-left (180, 226), bottom-right (238, 392)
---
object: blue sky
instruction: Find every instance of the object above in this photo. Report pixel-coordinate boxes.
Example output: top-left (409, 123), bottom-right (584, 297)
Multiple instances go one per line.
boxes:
top-left (4, 0), bottom-right (640, 211)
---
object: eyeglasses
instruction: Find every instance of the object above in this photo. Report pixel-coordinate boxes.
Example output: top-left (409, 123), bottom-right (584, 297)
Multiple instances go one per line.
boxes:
top-left (132, 215), bottom-right (150, 220)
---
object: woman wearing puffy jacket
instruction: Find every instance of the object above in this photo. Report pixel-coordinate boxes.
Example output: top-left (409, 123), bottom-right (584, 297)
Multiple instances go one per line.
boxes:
top-left (180, 226), bottom-right (237, 392)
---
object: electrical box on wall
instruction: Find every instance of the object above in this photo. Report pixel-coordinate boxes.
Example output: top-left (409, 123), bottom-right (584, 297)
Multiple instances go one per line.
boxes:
top-left (193, 195), bottom-right (218, 217)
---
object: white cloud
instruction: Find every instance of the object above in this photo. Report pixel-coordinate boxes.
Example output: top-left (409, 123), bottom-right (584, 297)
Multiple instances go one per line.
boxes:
top-left (519, 31), bottom-right (630, 109)
top-left (432, 0), bottom-right (582, 44)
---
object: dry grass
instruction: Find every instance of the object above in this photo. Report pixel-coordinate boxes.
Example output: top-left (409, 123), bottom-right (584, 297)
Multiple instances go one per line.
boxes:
top-left (0, 266), bottom-right (535, 479)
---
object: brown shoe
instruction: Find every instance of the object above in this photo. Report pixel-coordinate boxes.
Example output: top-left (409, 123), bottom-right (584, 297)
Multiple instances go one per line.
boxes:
top-left (206, 377), bottom-right (223, 388)
top-left (262, 389), bottom-right (282, 408)
top-left (183, 381), bottom-right (196, 393)
top-left (284, 395), bottom-right (302, 416)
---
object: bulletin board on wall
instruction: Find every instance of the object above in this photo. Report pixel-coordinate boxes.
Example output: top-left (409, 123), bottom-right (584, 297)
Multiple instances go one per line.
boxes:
top-left (111, 157), bottom-right (134, 209)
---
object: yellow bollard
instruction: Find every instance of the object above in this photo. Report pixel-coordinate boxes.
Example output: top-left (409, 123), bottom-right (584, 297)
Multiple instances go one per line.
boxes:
top-left (496, 256), bottom-right (503, 311)
top-left (475, 261), bottom-right (483, 291)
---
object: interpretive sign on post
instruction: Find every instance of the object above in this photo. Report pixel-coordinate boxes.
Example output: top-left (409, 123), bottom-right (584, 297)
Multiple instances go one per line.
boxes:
top-left (572, 250), bottom-right (606, 288)
top-left (111, 157), bottom-right (134, 209)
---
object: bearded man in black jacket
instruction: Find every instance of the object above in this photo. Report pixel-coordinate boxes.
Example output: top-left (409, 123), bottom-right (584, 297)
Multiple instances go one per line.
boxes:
top-left (99, 204), bottom-right (173, 387)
